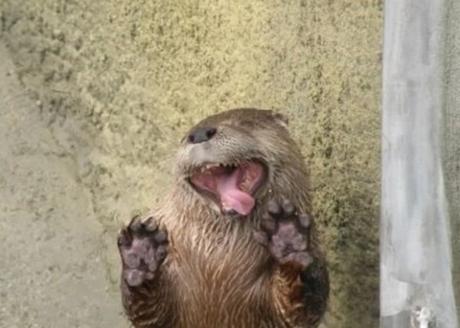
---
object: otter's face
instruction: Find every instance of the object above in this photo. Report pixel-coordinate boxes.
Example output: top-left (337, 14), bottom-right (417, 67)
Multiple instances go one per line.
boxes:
top-left (176, 108), bottom-right (291, 217)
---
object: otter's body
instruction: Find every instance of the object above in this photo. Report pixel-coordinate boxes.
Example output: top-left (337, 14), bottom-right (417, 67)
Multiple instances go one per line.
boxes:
top-left (118, 109), bottom-right (329, 328)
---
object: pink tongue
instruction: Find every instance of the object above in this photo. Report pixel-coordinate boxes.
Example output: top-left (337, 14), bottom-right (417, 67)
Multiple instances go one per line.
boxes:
top-left (215, 169), bottom-right (255, 216)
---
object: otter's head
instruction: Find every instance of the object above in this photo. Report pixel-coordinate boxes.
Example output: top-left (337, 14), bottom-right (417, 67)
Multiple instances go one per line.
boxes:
top-left (175, 108), bottom-right (308, 217)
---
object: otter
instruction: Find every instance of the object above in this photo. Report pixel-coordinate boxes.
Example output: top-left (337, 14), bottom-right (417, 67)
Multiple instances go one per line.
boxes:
top-left (117, 108), bottom-right (329, 328)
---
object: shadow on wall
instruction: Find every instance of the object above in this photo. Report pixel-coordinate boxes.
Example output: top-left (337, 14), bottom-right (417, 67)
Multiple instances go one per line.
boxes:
top-left (0, 1), bottom-right (382, 327)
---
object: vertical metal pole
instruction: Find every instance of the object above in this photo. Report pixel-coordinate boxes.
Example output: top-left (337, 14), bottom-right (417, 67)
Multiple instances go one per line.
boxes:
top-left (381, 0), bottom-right (458, 327)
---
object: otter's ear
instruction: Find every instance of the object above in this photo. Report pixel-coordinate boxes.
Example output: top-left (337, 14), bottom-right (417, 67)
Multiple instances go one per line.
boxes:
top-left (272, 112), bottom-right (289, 128)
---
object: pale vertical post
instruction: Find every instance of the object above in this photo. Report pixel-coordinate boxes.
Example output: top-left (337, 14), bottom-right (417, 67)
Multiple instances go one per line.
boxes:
top-left (381, 0), bottom-right (458, 327)
top-left (443, 0), bottom-right (460, 321)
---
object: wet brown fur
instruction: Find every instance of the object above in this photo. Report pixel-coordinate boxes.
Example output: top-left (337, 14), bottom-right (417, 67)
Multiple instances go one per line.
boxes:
top-left (121, 108), bottom-right (329, 327)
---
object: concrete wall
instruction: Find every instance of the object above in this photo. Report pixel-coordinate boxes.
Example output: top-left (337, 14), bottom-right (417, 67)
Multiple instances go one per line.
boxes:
top-left (444, 0), bottom-right (460, 319)
top-left (0, 1), bottom-right (382, 326)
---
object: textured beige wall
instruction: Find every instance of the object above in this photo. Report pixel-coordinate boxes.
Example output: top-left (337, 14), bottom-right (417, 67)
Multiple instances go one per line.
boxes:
top-left (0, 1), bottom-right (382, 326)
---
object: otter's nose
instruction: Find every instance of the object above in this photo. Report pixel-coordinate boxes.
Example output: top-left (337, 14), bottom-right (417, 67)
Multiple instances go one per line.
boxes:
top-left (188, 127), bottom-right (217, 144)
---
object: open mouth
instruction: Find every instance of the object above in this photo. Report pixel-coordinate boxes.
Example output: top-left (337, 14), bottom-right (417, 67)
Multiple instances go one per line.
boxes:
top-left (189, 160), bottom-right (267, 216)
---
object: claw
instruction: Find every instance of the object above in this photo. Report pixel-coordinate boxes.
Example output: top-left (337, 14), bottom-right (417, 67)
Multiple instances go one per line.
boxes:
top-left (154, 230), bottom-right (168, 244)
top-left (281, 198), bottom-right (295, 216)
top-left (129, 216), bottom-right (143, 233)
top-left (144, 216), bottom-right (158, 232)
top-left (261, 214), bottom-right (277, 232)
top-left (267, 200), bottom-right (282, 216)
top-left (156, 245), bottom-right (168, 261)
top-left (117, 230), bottom-right (131, 248)
top-left (298, 214), bottom-right (311, 229)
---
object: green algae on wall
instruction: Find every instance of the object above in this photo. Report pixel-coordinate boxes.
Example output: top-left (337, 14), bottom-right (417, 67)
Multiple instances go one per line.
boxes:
top-left (0, 1), bottom-right (382, 326)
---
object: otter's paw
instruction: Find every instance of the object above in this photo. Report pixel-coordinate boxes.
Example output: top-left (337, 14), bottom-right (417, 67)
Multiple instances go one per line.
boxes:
top-left (253, 199), bottom-right (313, 270)
top-left (117, 215), bottom-right (168, 287)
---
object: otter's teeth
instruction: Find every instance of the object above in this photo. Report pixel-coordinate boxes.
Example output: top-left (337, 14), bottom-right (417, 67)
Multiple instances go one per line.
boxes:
top-left (205, 163), bottom-right (219, 170)
top-left (199, 165), bottom-right (212, 174)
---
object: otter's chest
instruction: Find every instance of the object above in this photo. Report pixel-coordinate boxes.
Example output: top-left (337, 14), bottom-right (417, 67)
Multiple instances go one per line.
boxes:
top-left (169, 230), bottom-right (283, 328)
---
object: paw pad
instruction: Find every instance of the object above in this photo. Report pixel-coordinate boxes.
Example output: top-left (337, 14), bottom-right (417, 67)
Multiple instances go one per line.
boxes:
top-left (118, 216), bottom-right (169, 287)
top-left (254, 199), bottom-right (313, 269)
